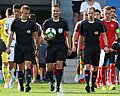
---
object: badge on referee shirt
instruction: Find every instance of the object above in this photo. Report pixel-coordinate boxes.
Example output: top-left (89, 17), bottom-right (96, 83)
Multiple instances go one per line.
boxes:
top-left (27, 30), bottom-right (31, 33)
top-left (58, 28), bottom-right (63, 34)
top-left (94, 31), bottom-right (98, 36)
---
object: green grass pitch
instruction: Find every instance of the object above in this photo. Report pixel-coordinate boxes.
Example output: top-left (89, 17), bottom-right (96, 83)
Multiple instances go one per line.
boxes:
top-left (0, 83), bottom-right (120, 96)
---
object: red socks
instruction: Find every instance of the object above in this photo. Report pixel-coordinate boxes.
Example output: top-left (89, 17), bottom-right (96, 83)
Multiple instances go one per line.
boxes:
top-left (101, 66), bottom-right (106, 86)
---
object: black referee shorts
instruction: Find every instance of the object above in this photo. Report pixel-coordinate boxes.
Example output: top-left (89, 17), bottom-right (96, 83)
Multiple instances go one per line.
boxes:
top-left (83, 47), bottom-right (100, 66)
top-left (46, 43), bottom-right (67, 63)
top-left (14, 44), bottom-right (35, 64)
top-left (102, 52), bottom-right (117, 66)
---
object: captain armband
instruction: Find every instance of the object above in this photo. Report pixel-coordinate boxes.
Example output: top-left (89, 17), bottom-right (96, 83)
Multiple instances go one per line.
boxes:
top-left (116, 29), bottom-right (120, 33)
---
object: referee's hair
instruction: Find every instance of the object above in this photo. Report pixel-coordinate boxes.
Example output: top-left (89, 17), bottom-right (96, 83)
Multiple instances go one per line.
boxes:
top-left (104, 6), bottom-right (111, 11)
top-left (21, 5), bottom-right (30, 12)
top-left (13, 3), bottom-right (20, 10)
top-left (87, 7), bottom-right (95, 12)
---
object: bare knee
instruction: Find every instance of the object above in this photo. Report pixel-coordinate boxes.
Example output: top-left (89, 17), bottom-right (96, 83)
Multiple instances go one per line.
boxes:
top-left (56, 61), bottom-right (63, 70)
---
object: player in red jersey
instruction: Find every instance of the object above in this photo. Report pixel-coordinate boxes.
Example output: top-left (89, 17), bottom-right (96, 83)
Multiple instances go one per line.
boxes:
top-left (100, 6), bottom-right (120, 91)
top-left (72, 12), bottom-right (88, 82)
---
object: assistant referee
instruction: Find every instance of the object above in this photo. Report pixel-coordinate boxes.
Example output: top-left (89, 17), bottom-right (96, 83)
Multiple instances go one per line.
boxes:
top-left (7, 5), bottom-right (39, 92)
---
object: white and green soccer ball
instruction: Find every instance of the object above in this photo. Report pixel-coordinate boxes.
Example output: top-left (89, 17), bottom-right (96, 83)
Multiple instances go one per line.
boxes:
top-left (45, 28), bottom-right (56, 40)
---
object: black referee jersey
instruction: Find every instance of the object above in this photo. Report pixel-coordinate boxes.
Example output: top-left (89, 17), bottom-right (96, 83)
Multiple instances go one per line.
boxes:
top-left (11, 18), bottom-right (37, 45)
top-left (79, 19), bottom-right (106, 47)
top-left (42, 18), bottom-right (70, 44)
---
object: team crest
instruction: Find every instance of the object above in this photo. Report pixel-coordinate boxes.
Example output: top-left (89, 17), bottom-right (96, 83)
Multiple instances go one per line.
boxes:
top-left (58, 28), bottom-right (63, 34)
top-left (27, 30), bottom-right (31, 33)
top-left (111, 24), bottom-right (114, 27)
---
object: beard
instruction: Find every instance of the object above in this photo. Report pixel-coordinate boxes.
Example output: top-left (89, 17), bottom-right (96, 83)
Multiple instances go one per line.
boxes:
top-left (89, 16), bottom-right (93, 20)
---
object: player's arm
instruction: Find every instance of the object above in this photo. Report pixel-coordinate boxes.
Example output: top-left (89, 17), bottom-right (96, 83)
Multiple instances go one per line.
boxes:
top-left (33, 31), bottom-right (39, 57)
top-left (72, 32), bottom-right (77, 51)
top-left (6, 31), bottom-right (13, 54)
top-left (38, 26), bottom-right (42, 45)
top-left (4, 19), bottom-right (9, 37)
top-left (7, 31), bottom-right (14, 48)
top-left (66, 31), bottom-right (72, 56)
top-left (102, 32), bottom-right (109, 53)
top-left (65, 31), bottom-right (71, 49)
top-left (77, 35), bottom-right (83, 57)
top-left (102, 32), bottom-right (108, 47)
top-left (33, 31), bottom-right (39, 50)
top-left (72, 22), bottom-right (80, 52)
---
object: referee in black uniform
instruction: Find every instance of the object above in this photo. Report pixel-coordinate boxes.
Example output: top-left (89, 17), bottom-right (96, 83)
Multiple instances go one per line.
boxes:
top-left (7, 5), bottom-right (39, 92)
top-left (77, 7), bottom-right (109, 93)
top-left (42, 2), bottom-right (72, 92)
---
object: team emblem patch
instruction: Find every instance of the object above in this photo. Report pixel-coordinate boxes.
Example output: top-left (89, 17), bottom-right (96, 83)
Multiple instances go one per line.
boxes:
top-left (94, 31), bottom-right (98, 35)
top-left (111, 24), bottom-right (114, 27)
top-left (58, 28), bottom-right (63, 34)
top-left (27, 30), bottom-right (31, 33)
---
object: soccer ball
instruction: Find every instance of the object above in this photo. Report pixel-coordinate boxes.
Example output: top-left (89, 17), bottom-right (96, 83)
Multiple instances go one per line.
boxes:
top-left (45, 28), bottom-right (56, 40)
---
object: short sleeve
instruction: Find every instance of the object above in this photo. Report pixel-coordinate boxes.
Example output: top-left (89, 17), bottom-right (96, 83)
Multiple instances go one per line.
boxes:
top-left (31, 22), bottom-right (37, 33)
top-left (79, 23), bottom-right (84, 36)
top-left (74, 21), bottom-right (81, 33)
top-left (99, 22), bottom-right (106, 33)
top-left (42, 20), bottom-right (47, 32)
top-left (64, 20), bottom-right (69, 31)
top-left (10, 21), bottom-right (15, 33)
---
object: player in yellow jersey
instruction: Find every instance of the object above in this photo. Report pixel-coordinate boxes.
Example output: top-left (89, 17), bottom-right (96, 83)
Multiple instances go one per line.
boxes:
top-left (0, 8), bottom-right (13, 88)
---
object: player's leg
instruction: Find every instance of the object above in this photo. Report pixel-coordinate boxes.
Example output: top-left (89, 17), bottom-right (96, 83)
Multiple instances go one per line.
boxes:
top-left (46, 63), bottom-right (54, 91)
top-left (91, 48), bottom-right (100, 92)
top-left (46, 47), bottom-right (55, 92)
top-left (115, 51), bottom-right (120, 85)
top-left (24, 46), bottom-right (36, 92)
top-left (24, 61), bottom-right (32, 92)
top-left (83, 50), bottom-right (91, 93)
top-left (101, 54), bottom-right (108, 90)
top-left (17, 63), bottom-right (24, 92)
top-left (56, 60), bottom-right (63, 92)
top-left (8, 47), bottom-right (16, 88)
top-left (109, 52), bottom-right (117, 90)
top-left (32, 64), bottom-right (37, 83)
top-left (0, 56), bottom-right (3, 83)
top-left (55, 45), bottom-right (67, 92)
top-left (31, 58), bottom-right (37, 83)
top-left (2, 53), bottom-right (9, 88)
top-left (14, 45), bottom-right (24, 92)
